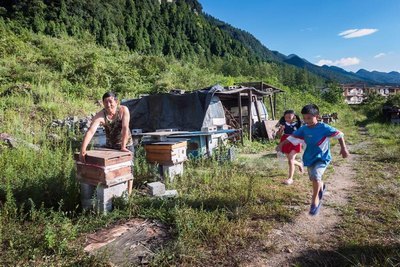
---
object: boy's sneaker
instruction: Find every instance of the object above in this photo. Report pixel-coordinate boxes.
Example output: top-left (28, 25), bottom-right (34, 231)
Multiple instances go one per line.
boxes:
top-left (309, 201), bottom-right (322, 216)
top-left (319, 184), bottom-right (327, 200)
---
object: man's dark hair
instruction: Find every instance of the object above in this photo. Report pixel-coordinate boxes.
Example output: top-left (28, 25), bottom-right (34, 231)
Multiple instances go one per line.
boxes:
top-left (301, 104), bottom-right (319, 116)
top-left (102, 91), bottom-right (118, 101)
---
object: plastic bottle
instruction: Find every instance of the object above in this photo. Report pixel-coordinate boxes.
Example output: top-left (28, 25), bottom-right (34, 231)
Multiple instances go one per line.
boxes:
top-left (277, 151), bottom-right (286, 169)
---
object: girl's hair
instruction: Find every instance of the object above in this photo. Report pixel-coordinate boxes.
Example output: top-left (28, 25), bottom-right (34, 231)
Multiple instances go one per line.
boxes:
top-left (102, 91), bottom-right (118, 101)
top-left (279, 110), bottom-right (301, 128)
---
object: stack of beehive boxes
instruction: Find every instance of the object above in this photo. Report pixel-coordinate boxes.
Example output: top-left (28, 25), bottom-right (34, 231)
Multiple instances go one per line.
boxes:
top-left (74, 148), bottom-right (133, 213)
top-left (144, 141), bottom-right (187, 180)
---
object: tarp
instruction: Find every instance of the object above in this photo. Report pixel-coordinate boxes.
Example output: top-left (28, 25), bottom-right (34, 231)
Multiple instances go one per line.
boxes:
top-left (123, 85), bottom-right (223, 132)
top-left (123, 84), bottom-right (271, 133)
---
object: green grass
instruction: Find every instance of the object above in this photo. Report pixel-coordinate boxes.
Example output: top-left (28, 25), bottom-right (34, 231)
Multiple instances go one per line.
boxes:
top-left (330, 122), bottom-right (400, 266)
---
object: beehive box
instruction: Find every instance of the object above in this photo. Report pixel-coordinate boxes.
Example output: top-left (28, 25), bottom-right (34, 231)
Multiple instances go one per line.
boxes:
top-left (74, 148), bottom-right (132, 166)
top-left (74, 148), bottom-right (133, 186)
top-left (144, 141), bottom-right (187, 165)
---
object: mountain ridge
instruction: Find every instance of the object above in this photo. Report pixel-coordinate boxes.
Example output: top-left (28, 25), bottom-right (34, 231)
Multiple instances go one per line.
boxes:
top-left (0, 0), bottom-right (398, 85)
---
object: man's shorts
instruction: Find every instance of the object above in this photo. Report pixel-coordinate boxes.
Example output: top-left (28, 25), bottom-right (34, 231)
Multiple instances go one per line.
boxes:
top-left (307, 161), bottom-right (328, 181)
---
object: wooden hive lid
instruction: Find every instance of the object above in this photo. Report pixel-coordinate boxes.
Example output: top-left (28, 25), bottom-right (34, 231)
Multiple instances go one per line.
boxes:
top-left (74, 148), bottom-right (132, 166)
top-left (144, 141), bottom-right (187, 150)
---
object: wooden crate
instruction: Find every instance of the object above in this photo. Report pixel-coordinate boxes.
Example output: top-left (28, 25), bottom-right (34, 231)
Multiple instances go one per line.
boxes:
top-left (144, 141), bottom-right (187, 164)
top-left (76, 163), bottom-right (132, 184)
top-left (74, 148), bottom-right (133, 186)
top-left (74, 148), bottom-right (132, 166)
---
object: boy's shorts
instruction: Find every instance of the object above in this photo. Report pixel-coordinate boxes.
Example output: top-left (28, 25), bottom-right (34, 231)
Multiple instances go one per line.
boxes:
top-left (307, 161), bottom-right (328, 181)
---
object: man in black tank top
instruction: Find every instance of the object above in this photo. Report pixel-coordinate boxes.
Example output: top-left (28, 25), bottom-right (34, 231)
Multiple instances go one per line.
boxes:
top-left (79, 92), bottom-right (133, 163)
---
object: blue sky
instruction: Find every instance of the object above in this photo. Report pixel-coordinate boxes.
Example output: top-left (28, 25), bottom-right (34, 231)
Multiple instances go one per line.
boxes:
top-left (199, 0), bottom-right (400, 73)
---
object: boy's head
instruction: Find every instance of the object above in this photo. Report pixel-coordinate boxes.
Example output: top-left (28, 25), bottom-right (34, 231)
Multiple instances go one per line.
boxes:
top-left (301, 104), bottom-right (319, 125)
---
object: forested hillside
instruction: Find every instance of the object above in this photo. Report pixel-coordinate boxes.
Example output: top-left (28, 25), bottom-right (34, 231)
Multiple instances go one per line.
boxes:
top-left (0, 0), bottom-right (330, 88)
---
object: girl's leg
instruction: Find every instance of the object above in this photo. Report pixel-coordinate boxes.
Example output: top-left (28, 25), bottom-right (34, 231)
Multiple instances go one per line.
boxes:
top-left (291, 152), bottom-right (304, 173)
top-left (287, 152), bottom-right (296, 180)
top-left (282, 152), bottom-right (296, 184)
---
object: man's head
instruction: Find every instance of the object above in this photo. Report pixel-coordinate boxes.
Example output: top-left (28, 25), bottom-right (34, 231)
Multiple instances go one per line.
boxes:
top-left (102, 92), bottom-right (118, 113)
top-left (301, 104), bottom-right (319, 125)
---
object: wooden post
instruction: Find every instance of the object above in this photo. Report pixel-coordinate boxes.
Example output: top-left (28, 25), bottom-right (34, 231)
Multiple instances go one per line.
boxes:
top-left (269, 94), bottom-right (274, 120)
top-left (248, 89), bottom-right (253, 141)
top-left (238, 92), bottom-right (244, 145)
top-left (273, 93), bottom-right (277, 120)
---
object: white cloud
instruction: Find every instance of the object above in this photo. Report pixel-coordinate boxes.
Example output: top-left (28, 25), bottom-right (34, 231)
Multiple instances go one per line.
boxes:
top-left (338, 29), bottom-right (358, 36)
top-left (338, 28), bottom-right (378, 39)
top-left (374, 53), bottom-right (386, 58)
top-left (316, 57), bottom-right (361, 67)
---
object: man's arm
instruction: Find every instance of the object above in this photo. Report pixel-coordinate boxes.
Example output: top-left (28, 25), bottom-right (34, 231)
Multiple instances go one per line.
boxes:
top-left (79, 113), bottom-right (102, 162)
top-left (120, 106), bottom-right (130, 151)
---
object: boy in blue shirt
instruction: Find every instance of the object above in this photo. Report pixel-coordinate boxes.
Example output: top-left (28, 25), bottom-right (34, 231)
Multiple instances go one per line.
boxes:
top-left (276, 104), bottom-right (349, 216)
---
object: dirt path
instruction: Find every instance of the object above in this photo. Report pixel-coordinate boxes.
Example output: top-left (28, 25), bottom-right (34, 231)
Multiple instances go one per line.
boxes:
top-left (246, 143), bottom-right (361, 266)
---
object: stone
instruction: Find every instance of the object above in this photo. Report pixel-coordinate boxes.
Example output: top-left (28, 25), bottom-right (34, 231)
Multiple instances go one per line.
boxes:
top-left (147, 182), bottom-right (166, 196)
top-left (80, 181), bottom-right (130, 213)
top-left (160, 189), bottom-right (178, 198)
top-left (159, 162), bottom-right (184, 182)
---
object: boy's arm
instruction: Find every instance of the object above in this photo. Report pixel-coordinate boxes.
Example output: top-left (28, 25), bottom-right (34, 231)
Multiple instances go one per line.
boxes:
top-left (323, 124), bottom-right (349, 158)
top-left (338, 137), bottom-right (349, 158)
top-left (275, 127), bottom-right (305, 152)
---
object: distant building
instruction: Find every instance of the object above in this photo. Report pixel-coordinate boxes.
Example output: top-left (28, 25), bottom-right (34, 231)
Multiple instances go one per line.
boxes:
top-left (341, 83), bottom-right (400, 104)
top-left (368, 85), bottom-right (400, 97)
top-left (342, 82), bottom-right (366, 104)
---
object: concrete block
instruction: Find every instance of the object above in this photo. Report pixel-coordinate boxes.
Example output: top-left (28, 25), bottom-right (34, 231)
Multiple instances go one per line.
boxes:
top-left (147, 182), bottom-right (166, 196)
top-left (80, 181), bottom-right (130, 213)
top-left (160, 162), bottom-right (184, 182)
top-left (201, 126), bottom-right (217, 132)
top-left (96, 181), bottom-right (129, 212)
top-left (161, 189), bottom-right (178, 198)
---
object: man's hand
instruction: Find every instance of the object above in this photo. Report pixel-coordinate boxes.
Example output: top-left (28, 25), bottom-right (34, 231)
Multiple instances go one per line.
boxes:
top-left (79, 151), bottom-right (86, 163)
top-left (340, 147), bottom-right (349, 158)
top-left (120, 147), bottom-right (129, 152)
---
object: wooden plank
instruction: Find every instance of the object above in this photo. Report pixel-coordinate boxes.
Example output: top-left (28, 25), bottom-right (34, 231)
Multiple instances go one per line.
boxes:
top-left (141, 131), bottom-right (189, 136)
top-left (263, 120), bottom-right (279, 140)
top-left (248, 89), bottom-right (253, 141)
top-left (76, 164), bottom-right (132, 181)
top-left (146, 154), bottom-right (186, 162)
top-left (77, 174), bottom-right (133, 187)
top-left (144, 141), bottom-right (187, 151)
top-left (238, 92), bottom-right (244, 146)
top-left (145, 150), bottom-right (186, 157)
